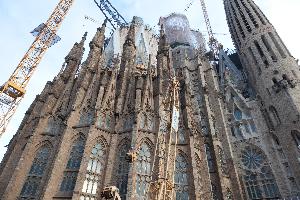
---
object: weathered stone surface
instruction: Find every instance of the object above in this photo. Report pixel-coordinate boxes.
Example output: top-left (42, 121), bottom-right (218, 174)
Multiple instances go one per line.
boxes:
top-left (1, 3), bottom-right (300, 199)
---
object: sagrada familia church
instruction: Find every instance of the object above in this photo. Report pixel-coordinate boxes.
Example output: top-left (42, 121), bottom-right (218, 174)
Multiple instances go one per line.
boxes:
top-left (0, 0), bottom-right (300, 199)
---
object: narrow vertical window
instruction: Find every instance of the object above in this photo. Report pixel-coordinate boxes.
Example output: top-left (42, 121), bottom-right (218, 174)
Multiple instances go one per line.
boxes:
top-left (240, 0), bottom-right (258, 28)
top-left (81, 142), bottom-right (106, 199)
top-left (269, 106), bottom-right (281, 128)
top-left (292, 130), bottom-right (300, 150)
top-left (230, 2), bottom-right (246, 38)
top-left (268, 32), bottom-right (286, 58)
top-left (261, 35), bottom-right (277, 62)
top-left (254, 40), bottom-right (269, 66)
top-left (205, 144), bottom-right (215, 172)
top-left (248, 47), bottom-right (261, 75)
top-left (233, 0), bottom-right (252, 32)
top-left (20, 146), bottom-right (51, 199)
top-left (136, 143), bottom-right (151, 199)
top-left (116, 142), bottom-right (130, 199)
top-left (246, 0), bottom-right (266, 25)
top-left (60, 137), bottom-right (85, 193)
top-left (174, 154), bottom-right (189, 200)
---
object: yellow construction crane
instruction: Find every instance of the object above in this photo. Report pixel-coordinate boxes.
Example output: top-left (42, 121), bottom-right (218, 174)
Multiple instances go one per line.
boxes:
top-left (0, 0), bottom-right (75, 137)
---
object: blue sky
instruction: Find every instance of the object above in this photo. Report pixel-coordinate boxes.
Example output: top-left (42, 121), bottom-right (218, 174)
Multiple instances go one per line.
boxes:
top-left (0, 0), bottom-right (299, 159)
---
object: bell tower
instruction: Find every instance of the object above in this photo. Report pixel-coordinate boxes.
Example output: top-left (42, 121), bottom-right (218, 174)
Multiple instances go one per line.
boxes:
top-left (224, 0), bottom-right (300, 190)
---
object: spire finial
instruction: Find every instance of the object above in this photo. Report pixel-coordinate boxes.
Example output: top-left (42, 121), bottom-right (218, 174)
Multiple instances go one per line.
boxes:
top-left (81, 32), bottom-right (88, 43)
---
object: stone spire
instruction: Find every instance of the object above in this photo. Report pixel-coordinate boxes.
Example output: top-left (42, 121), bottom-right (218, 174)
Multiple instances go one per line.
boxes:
top-left (90, 19), bottom-right (107, 49)
top-left (116, 18), bottom-right (137, 114)
top-left (53, 32), bottom-right (88, 118)
top-left (65, 32), bottom-right (87, 63)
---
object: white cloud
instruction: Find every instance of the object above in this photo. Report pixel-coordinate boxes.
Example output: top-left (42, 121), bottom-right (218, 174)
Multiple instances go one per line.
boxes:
top-left (0, 0), bottom-right (299, 160)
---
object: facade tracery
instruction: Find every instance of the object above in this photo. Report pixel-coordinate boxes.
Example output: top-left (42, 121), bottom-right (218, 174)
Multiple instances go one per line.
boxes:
top-left (241, 146), bottom-right (280, 199)
top-left (60, 137), bottom-right (86, 193)
top-left (174, 153), bottom-right (189, 200)
top-left (136, 142), bottom-right (152, 199)
top-left (19, 145), bottom-right (51, 199)
top-left (80, 141), bottom-right (107, 199)
top-left (116, 141), bottom-right (130, 199)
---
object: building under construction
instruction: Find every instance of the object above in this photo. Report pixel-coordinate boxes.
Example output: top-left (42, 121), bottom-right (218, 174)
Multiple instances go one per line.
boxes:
top-left (0, 0), bottom-right (300, 199)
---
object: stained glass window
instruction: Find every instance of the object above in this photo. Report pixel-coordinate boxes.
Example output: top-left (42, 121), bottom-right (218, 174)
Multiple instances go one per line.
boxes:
top-left (241, 147), bottom-right (263, 170)
top-left (116, 142), bottom-right (130, 199)
top-left (244, 170), bottom-right (262, 199)
top-left (174, 154), bottom-right (189, 200)
top-left (60, 137), bottom-right (85, 192)
top-left (241, 146), bottom-right (280, 199)
top-left (260, 166), bottom-right (280, 198)
top-left (234, 107), bottom-right (243, 120)
top-left (136, 143), bottom-right (151, 199)
top-left (20, 146), bottom-right (51, 199)
top-left (81, 143), bottom-right (106, 199)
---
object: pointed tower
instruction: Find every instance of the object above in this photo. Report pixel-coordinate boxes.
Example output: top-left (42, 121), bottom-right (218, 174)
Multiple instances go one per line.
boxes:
top-left (224, 0), bottom-right (300, 197)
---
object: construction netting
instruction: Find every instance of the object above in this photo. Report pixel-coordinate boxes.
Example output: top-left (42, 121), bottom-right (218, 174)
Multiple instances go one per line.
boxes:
top-left (159, 13), bottom-right (206, 52)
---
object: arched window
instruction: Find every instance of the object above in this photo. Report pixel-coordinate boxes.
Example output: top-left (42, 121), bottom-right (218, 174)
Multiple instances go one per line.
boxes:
top-left (20, 145), bottom-right (51, 199)
top-left (116, 142), bottom-right (130, 199)
top-left (80, 142), bottom-right (106, 199)
top-left (234, 106), bottom-right (243, 120)
top-left (241, 146), bottom-right (280, 199)
top-left (136, 143), bottom-right (151, 199)
top-left (174, 154), bottom-right (189, 200)
top-left (60, 137), bottom-right (85, 193)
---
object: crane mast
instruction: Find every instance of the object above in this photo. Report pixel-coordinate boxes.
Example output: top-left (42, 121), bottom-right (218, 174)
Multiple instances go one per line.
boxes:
top-left (0, 0), bottom-right (74, 137)
top-left (94, 0), bottom-right (128, 30)
top-left (199, 0), bottom-right (220, 59)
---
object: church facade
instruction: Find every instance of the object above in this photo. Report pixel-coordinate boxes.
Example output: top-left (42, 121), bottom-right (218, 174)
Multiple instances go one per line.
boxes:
top-left (0, 0), bottom-right (299, 199)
